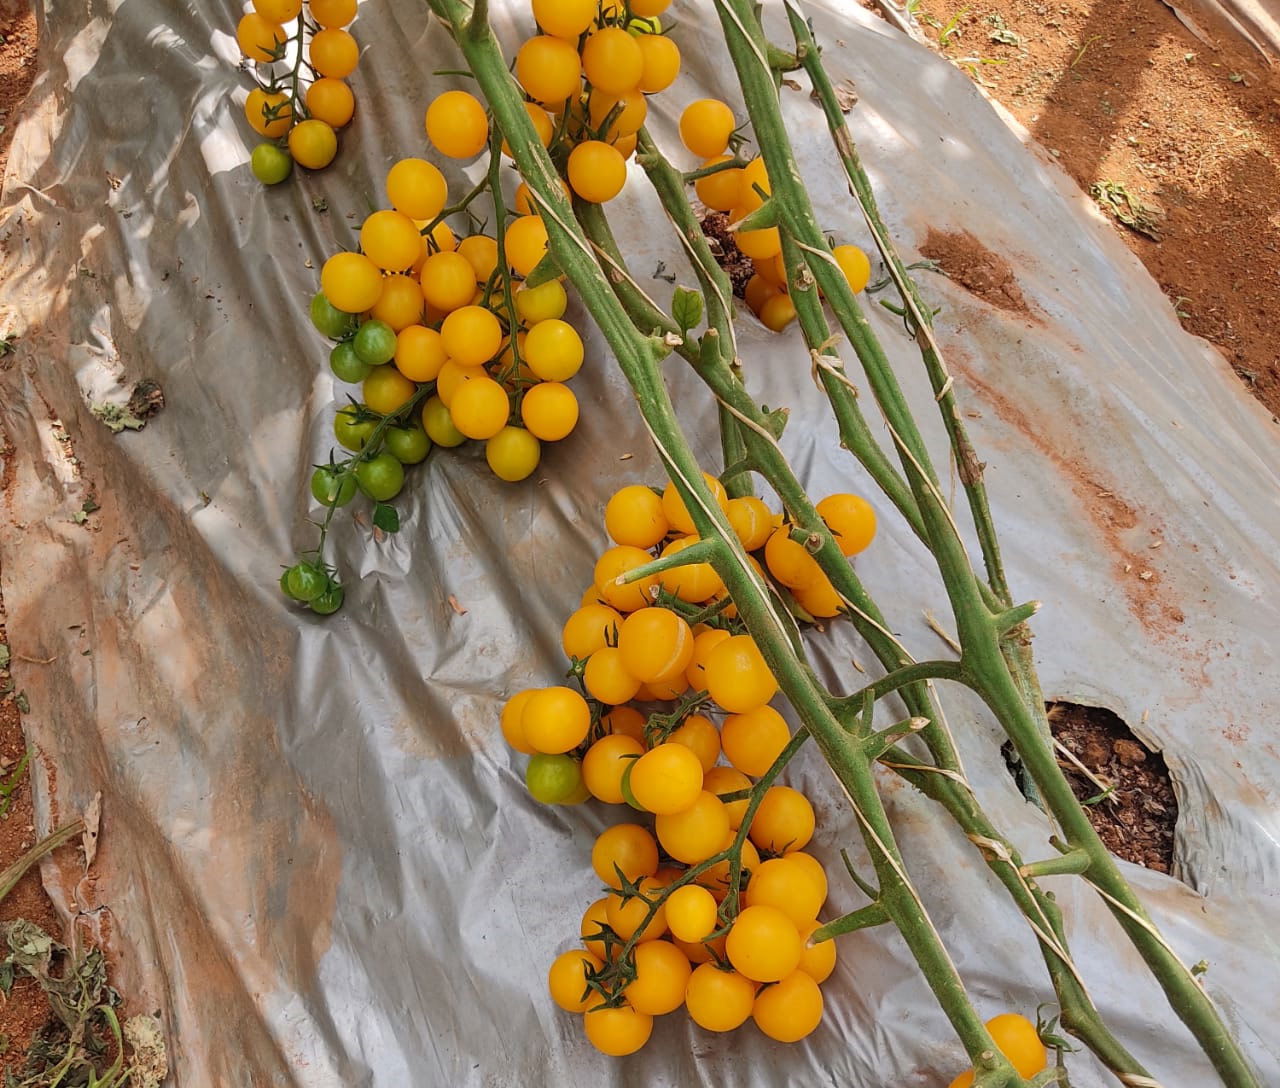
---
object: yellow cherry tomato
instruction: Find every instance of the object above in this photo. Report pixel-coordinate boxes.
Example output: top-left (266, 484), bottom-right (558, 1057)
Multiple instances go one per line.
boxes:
top-left (425, 90), bottom-right (489, 159)
top-left (449, 236), bottom-right (495, 285)
top-left (310, 0), bottom-right (356, 27)
top-left (722, 705), bottom-right (790, 777)
top-left (548, 948), bottom-right (604, 1012)
top-left (605, 876), bottom-right (668, 942)
top-left (288, 119), bottom-right (338, 170)
top-left (486, 426), bottom-right (540, 481)
top-left (734, 218), bottom-right (783, 261)
top-left (748, 786), bottom-right (815, 852)
top-left (987, 1014), bottom-right (1049, 1078)
top-left (664, 884), bottom-right (718, 943)
top-left (603, 705), bottom-right (647, 744)
top-left (515, 34), bottom-right (583, 104)
top-left (362, 366), bottom-right (416, 416)
top-left (500, 689), bottom-right (538, 755)
top-left (656, 790), bottom-right (730, 864)
top-left (725, 495), bottom-right (773, 551)
top-left (629, 742), bottom-right (703, 814)
top-left (605, 485), bottom-right (668, 549)
top-left (305, 77), bottom-right (354, 128)
top-left (617, 608), bottom-right (695, 685)
top-left (386, 158), bottom-right (447, 220)
top-left (580, 897), bottom-right (615, 960)
top-left (834, 243), bottom-right (872, 294)
top-left (584, 646), bottom-right (642, 705)
top-left (744, 273), bottom-right (780, 315)
top-left (784, 851), bottom-right (829, 901)
top-left (361, 210), bottom-right (421, 272)
top-left (253, 0), bottom-right (301, 21)
top-left (752, 970), bottom-right (823, 1042)
top-left (797, 920), bottom-right (837, 983)
top-left (657, 536), bottom-right (723, 604)
top-left (726, 905), bottom-right (801, 983)
top-left (591, 823), bottom-right (660, 889)
top-left (504, 215), bottom-right (549, 277)
top-left (582, 733), bottom-right (645, 804)
top-left (320, 251), bottom-right (382, 313)
top-left (816, 492), bottom-right (876, 556)
top-left (532, 0), bottom-right (596, 38)
top-left (764, 526), bottom-right (821, 588)
top-left (703, 766), bottom-right (751, 829)
top-left (244, 87), bottom-right (291, 138)
top-left (582, 27), bottom-right (643, 95)
top-left (680, 99), bottom-right (736, 159)
top-left (421, 395), bottom-right (466, 447)
top-left (625, 940), bottom-right (691, 1016)
top-left (309, 27), bottom-right (358, 78)
top-left (561, 603), bottom-right (624, 660)
top-left (394, 325), bottom-right (447, 382)
top-left (694, 154), bottom-right (743, 212)
top-left (685, 627), bottom-right (731, 691)
top-left (420, 250), bottom-right (477, 312)
top-left (439, 305), bottom-right (502, 367)
top-left (588, 89), bottom-right (647, 140)
top-left (667, 713), bottom-right (720, 773)
top-left (568, 140), bottom-right (628, 203)
top-left (759, 291), bottom-right (796, 332)
top-left (661, 473), bottom-right (728, 535)
top-left (705, 635), bottom-right (777, 715)
top-left (500, 100), bottom-right (555, 159)
top-left (685, 963), bottom-right (755, 1031)
top-left (449, 375), bottom-right (510, 440)
top-left (236, 12), bottom-right (286, 62)
top-left (524, 318), bottom-right (583, 381)
top-left (636, 32), bottom-right (680, 93)
top-left (520, 381), bottom-right (579, 441)
top-left (794, 574), bottom-right (843, 619)
top-left (631, 0), bottom-right (672, 14)
top-left (370, 274), bottom-right (425, 331)
top-left (594, 545), bottom-right (659, 613)
top-left (744, 856), bottom-right (824, 926)
top-left (522, 685), bottom-right (590, 754)
top-left (582, 1001), bottom-right (652, 1057)
top-left (515, 279), bottom-right (568, 325)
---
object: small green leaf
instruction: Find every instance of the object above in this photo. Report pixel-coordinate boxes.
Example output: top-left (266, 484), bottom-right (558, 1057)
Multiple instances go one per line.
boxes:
top-left (1192, 959), bottom-right (1209, 976)
top-left (373, 503), bottom-right (401, 533)
top-left (672, 286), bottom-right (704, 336)
top-left (523, 250), bottom-right (562, 289)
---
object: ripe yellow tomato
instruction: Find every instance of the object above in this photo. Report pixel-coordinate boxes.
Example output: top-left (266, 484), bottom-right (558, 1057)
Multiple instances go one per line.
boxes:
top-left (584, 646), bottom-right (642, 705)
top-left (393, 325), bottom-right (445, 382)
top-left (425, 90), bottom-right (489, 158)
top-left (735, 219), bottom-right (783, 261)
top-left (604, 485), bottom-right (668, 549)
top-left (531, 0), bottom-right (596, 38)
top-left (987, 1014), bottom-right (1049, 1077)
top-left (514, 279), bottom-right (567, 325)
top-left (685, 963), bottom-right (755, 1031)
top-left (685, 627), bottom-right (731, 691)
top-left (664, 884), bottom-right (717, 944)
top-left (655, 790), bottom-right (730, 864)
top-left (618, 608), bottom-right (694, 684)
top-left (582, 27), bottom-right (643, 95)
top-left (486, 426), bottom-right (541, 481)
top-left (592, 823), bottom-right (660, 889)
top-left (588, 89), bottom-right (647, 140)
top-left (726, 904), bottom-right (801, 982)
top-left (253, 0), bottom-right (301, 21)
top-left (499, 689), bottom-right (537, 755)
top-left (629, 742), bottom-right (703, 815)
top-left (605, 876), bottom-right (668, 942)
top-left (582, 733), bottom-right (645, 804)
top-left (420, 250), bottom-right (477, 312)
top-left (748, 785), bottom-right (815, 852)
top-left (657, 536), bottom-right (723, 603)
top-left (385, 157), bottom-right (447, 220)
top-left (721, 705), bottom-right (790, 778)
top-left (797, 920), bottom-right (837, 984)
top-left (310, 27), bottom-right (358, 78)
top-left (421, 395), bottom-right (466, 448)
top-left (568, 140), bottom-right (627, 203)
top-left (548, 948), bottom-right (604, 1012)
top-left (784, 851), bottom-right (829, 901)
top-left (764, 526), bottom-right (820, 588)
top-left (631, 0), bottom-right (672, 14)
top-left (661, 472), bottom-right (728, 535)
top-left (320, 251), bottom-right (382, 313)
top-left (368, 275), bottom-right (424, 331)
top-left (680, 99), bottom-right (736, 159)
top-left (703, 766), bottom-right (751, 828)
top-left (744, 856), bottom-right (824, 926)
top-left (744, 273), bottom-right (780, 316)
top-left (562, 602), bottom-right (624, 660)
top-left (449, 375), bottom-right (511, 440)
top-left (580, 897), bottom-right (615, 960)
top-left (362, 366), bottom-right (416, 416)
top-left (759, 292), bottom-right (797, 332)
top-left (594, 545), bottom-right (659, 613)
top-left (520, 382), bottom-right (578, 441)
top-left (582, 1001), bottom-right (652, 1057)
top-left (288, 118), bottom-right (338, 170)
top-left (360, 210), bottom-right (421, 272)
top-left (522, 685), bottom-right (590, 753)
top-left (816, 492), bottom-right (876, 556)
top-left (834, 243), bottom-right (872, 294)
top-left (794, 574), bottom-right (843, 619)
top-left (244, 87), bottom-right (292, 138)
top-left (725, 495), bottom-right (773, 551)
top-left (636, 32), bottom-right (680, 93)
top-left (504, 215), bottom-right (549, 277)
top-left (752, 970), bottom-right (823, 1042)
top-left (515, 34), bottom-right (583, 104)
top-left (694, 155), bottom-right (743, 212)
top-left (305, 77), bottom-right (354, 128)
top-left (236, 12), bottom-right (286, 62)
top-left (636, 671), bottom-right (689, 702)
top-left (523, 318), bottom-right (583, 381)
top-left (667, 713), bottom-right (720, 773)
top-left (705, 635), bottom-right (776, 714)
top-left (434, 358), bottom-right (478, 408)
top-left (440, 305), bottom-right (502, 367)
top-left (309, 0), bottom-right (356, 27)
top-left (603, 704), bottom-right (647, 743)
top-left (453, 235), bottom-right (497, 283)
top-left (625, 940), bottom-right (691, 1016)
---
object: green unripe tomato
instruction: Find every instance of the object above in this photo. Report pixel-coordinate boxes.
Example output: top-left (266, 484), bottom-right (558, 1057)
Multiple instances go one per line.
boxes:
top-left (421, 395), bottom-right (466, 448)
top-left (309, 584), bottom-right (345, 615)
top-left (353, 452), bottom-right (405, 501)
top-left (330, 341), bottom-right (372, 384)
top-left (251, 142), bottom-right (293, 185)
top-left (334, 406), bottom-right (376, 451)
top-left (310, 292), bottom-right (357, 339)
top-left (384, 424), bottom-right (431, 464)
top-left (353, 319), bottom-right (398, 366)
top-left (310, 465), bottom-right (357, 507)
top-left (280, 569), bottom-right (301, 600)
top-left (284, 563), bottom-right (328, 602)
top-left (526, 753), bottom-right (587, 804)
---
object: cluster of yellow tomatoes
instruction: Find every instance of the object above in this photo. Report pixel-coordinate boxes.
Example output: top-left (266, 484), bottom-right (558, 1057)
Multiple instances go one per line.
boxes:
top-left (678, 98), bottom-right (875, 333)
top-left (236, 0), bottom-right (359, 183)
top-left (495, 477), bottom-right (887, 1055)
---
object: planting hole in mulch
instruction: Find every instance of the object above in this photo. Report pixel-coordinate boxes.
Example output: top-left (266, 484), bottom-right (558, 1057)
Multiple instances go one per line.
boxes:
top-left (699, 211), bottom-right (754, 297)
top-left (1042, 701), bottom-right (1177, 873)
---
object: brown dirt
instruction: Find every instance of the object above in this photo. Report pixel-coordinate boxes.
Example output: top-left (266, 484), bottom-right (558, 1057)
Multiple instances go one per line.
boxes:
top-left (910, 0), bottom-right (1280, 417)
top-left (699, 211), bottom-right (755, 297)
top-left (0, 0), bottom-right (59, 1064)
top-left (919, 227), bottom-right (1035, 318)
top-left (1047, 701), bottom-right (1177, 872)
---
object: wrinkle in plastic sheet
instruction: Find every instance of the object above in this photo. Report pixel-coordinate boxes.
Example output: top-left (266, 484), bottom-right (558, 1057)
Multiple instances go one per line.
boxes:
top-left (0, 1), bottom-right (1277, 1085)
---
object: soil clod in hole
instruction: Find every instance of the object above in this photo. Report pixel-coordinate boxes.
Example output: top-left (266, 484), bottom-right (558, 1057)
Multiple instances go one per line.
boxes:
top-left (699, 211), bottom-right (754, 298)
